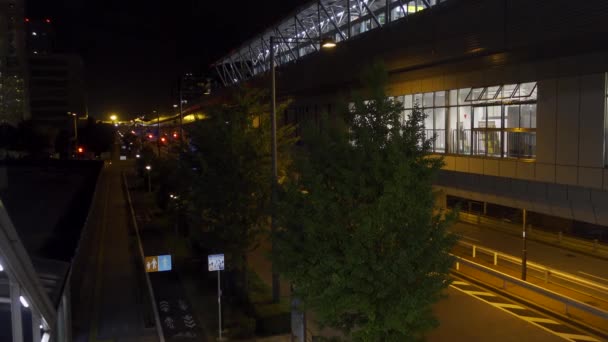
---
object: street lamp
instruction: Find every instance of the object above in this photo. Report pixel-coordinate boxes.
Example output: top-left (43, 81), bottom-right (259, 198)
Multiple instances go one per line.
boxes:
top-left (145, 165), bottom-right (152, 192)
top-left (269, 35), bottom-right (336, 303)
top-left (68, 112), bottom-right (78, 156)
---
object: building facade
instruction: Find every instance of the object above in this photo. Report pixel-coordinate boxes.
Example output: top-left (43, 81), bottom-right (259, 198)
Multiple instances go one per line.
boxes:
top-left (217, 0), bottom-right (608, 236)
top-left (28, 54), bottom-right (86, 125)
top-left (0, 0), bottom-right (29, 125)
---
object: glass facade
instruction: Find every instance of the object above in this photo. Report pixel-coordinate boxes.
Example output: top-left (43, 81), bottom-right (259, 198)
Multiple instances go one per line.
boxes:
top-left (396, 82), bottom-right (538, 159)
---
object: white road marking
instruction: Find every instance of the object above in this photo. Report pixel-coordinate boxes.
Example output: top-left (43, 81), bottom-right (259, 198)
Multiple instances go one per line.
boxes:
top-left (555, 333), bottom-right (600, 342)
top-left (578, 271), bottom-right (608, 283)
top-left (492, 303), bottom-right (525, 309)
top-left (452, 281), bottom-right (469, 285)
top-left (463, 290), bottom-right (496, 297)
top-left (451, 284), bottom-right (601, 342)
top-left (519, 316), bottom-right (560, 324)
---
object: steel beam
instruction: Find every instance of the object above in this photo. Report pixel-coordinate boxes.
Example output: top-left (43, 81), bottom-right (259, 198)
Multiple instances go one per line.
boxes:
top-left (32, 309), bottom-right (42, 342)
top-left (275, 28), bottom-right (298, 62)
top-left (215, 65), bottom-right (228, 86)
top-left (395, 0), bottom-right (407, 18)
top-left (295, 16), bottom-right (319, 52)
top-left (238, 51), bottom-right (255, 78)
top-left (317, 1), bottom-right (322, 37)
top-left (10, 280), bottom-right (23, 342)
top-left (347, 0), bottom-right (352, 38)
top-left (221, 63), bottom-right (234, 84)
top-left (360, 0), bottom-right (382, 27)
top-left (320, 2), bottom-right (348, 41)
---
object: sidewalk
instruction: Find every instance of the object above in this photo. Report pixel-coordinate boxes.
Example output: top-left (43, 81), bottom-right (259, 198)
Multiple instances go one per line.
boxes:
top-left (125, 173), bottom-right (208, 341)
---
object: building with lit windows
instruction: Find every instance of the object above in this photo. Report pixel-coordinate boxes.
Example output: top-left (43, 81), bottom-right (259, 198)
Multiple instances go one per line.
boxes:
top-left (216, 0), bottom-right (608, 236)
top-left (24, 18), bottom-right (87, 126)
top-left (0, 0), bottom-right (30, 125)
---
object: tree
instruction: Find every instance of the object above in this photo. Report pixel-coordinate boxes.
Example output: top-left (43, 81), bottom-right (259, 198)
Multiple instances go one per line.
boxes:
top-left (178, 87), bottom-right (296, 294)
top-left (274, 64), bottom-right (457, 341)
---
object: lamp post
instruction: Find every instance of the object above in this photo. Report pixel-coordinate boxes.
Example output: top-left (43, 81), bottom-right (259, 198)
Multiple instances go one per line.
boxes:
top-left (68, 112), bottom-right (78, 156)
top-left (68, 112), bottom-right (78, 142)
top-left (146, 165), bottom-right (152, 192)
top-left (269, 35), bottom-right (336, 303)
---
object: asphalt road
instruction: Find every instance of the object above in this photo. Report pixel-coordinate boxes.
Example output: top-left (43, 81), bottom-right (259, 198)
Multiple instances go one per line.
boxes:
top-left (450, 221), bottom-right (608, 285)
top-left (73, 163), bottom-right (158, 342)
top-left (429, 287), bottom-right (570, 342)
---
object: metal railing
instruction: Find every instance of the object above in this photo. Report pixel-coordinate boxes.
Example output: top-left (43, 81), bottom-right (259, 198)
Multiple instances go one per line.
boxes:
top-left (458, 212), bottom-right (608, 258)
top-left (452, 254), bottom-right (608, 335)
top-left (454, 240), bottom-right (608, 303)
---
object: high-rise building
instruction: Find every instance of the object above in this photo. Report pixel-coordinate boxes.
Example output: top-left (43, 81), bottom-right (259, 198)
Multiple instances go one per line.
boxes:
top-left (0, 0), bottom-right (30, 125)
top-left (24, 18), bottom-right (87, 126)
top-left (25, 17), bottom-right (54, 56)
top-left (28, 54), bottom-right (86, 124)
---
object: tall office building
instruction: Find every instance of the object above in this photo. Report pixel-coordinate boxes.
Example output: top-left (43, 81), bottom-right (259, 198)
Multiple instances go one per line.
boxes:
top-left (25, 18), bottom-right (87, 125)
top-left (0, 0), bottom-right (30, 125)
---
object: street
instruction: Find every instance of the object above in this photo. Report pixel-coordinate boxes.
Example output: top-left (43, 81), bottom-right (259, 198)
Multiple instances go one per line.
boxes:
top-left (72, 163), bottom-right (158, 342)
top-left (450, 221), bottom-right (608, 284)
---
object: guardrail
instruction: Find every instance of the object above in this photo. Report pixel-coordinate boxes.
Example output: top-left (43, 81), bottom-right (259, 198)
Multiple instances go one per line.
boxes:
top-left (458, 212), bottom-right (608, 258)
top-left (454, 240), bottom-right (608, 304)
top-left (453, 255), bottom-right (608, 335)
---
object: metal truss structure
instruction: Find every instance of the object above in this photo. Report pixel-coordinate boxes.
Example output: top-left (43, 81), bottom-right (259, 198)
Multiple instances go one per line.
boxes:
top-left (215, 0), bottom-right (445, 86)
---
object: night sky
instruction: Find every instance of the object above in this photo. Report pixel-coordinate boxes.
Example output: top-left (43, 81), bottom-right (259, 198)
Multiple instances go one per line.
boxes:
top-left (26, 0), bottom-right (307, 119)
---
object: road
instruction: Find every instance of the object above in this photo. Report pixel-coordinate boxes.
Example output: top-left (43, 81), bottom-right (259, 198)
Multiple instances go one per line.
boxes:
top-left (429, 285), bottom-right (593, 342)
top-left (72, 162), bottom-right (158, 342)
top-left (450, 221), bottom-right (608, 285)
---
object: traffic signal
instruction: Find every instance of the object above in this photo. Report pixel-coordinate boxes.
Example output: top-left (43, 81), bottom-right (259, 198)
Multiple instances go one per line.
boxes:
top-left (77, 147), bottom-right (84, 153)
top-left (172, 132), bottom-right (178, 139)
top-left (160, 136), bottom-right (167, 143)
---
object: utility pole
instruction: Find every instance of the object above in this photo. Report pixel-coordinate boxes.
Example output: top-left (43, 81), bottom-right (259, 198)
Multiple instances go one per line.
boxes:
top-left (178, 77), bottom-right (184, 147)
top-left (270, 36), bottom-right (280, 303)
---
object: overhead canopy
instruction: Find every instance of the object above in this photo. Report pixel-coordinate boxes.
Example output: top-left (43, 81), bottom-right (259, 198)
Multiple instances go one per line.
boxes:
top-left (214, 0), bottom-right (445, 86)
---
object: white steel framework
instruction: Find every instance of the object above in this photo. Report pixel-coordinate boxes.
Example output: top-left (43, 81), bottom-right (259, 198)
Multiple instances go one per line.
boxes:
top-left (215, 0), bottom-right (445, 86)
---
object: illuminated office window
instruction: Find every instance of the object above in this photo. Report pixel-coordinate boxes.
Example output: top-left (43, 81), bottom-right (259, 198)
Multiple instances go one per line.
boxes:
top-left (400, 82), bottom-right (537, 158)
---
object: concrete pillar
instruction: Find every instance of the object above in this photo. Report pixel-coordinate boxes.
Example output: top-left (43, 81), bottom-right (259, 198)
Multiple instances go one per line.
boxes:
top-left (10, 280), bottom-right (23, 342)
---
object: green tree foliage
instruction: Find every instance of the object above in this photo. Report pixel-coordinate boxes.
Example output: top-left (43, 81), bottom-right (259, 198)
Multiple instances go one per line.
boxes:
top-left (178, 87), bottom-right (296, 275)
top-left (274, 64), bottom-right (456, 341)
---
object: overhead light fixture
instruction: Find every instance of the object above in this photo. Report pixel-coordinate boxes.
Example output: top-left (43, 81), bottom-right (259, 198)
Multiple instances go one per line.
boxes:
top-left (20, 296), bottom-right (29, 308)
top-left (320, 37), bottom-right (337, 49)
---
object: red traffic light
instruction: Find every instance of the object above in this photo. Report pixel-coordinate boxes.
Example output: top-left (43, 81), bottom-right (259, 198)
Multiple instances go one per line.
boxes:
top-left (77, 147), bottom-right (84, 153)
top-left (25, 18), bottom-right (30, 23)
top-left (45, 18), bottom-right (51, 23)
top-left (172, 132), bottom-right (178, 138)
top-left (148, 134), bottom-right (153, 139)
top-left (160, 137), bottom-right (167, 143)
